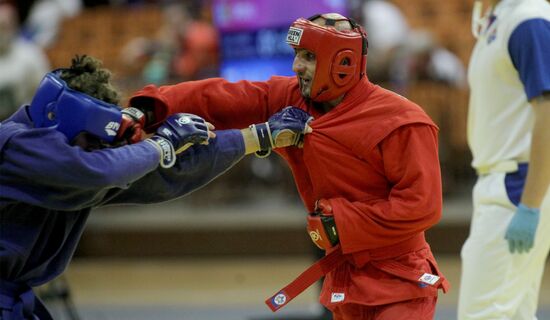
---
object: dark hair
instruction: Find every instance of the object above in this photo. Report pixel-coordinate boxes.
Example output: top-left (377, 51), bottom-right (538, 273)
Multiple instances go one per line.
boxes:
top-left (59, 55), bottom-right (121, 105)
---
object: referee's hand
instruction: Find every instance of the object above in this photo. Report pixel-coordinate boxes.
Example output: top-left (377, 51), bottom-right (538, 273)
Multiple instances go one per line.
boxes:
top-left (504, 204), bottom-right (540, 254)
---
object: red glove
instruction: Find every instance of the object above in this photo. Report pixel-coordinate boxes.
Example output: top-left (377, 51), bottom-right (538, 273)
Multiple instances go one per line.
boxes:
top-left (306, 199), bottom-right (339, 250)
top-left (116, 107), bottom-right (146, 144)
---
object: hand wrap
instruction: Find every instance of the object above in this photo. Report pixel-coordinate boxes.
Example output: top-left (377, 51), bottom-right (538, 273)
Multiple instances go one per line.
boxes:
top-left (145, 135), bottom-right (176, 168)
top-left (249, 122), bottom-right (273, 158)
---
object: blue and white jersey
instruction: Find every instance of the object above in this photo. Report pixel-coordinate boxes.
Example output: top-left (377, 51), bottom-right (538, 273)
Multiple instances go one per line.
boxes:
top-left (467, 0), bottom-right (550, 172)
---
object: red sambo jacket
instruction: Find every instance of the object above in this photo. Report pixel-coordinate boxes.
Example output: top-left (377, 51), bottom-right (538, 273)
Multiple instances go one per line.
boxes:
top-left (130, 76), bottom-right (449, 309)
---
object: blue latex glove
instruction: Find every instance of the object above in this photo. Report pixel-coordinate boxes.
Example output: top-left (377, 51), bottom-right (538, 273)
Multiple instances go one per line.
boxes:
top-left (504, 203), bottom-right (540, 254)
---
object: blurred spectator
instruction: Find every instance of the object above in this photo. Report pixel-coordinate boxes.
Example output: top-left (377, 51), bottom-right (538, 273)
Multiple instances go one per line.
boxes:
top-left (390, 30), bottom-right (467, 92)
top-left (360, 0), bottom-right (466, 92)
top-left (0, 2), bottom-right (50, 120)
top-left (22, 0), bottom-right (82, 48)
top-left (121, 1), bottom-right (219, 85)
top-left (361, 0), bottom-right (409, 83)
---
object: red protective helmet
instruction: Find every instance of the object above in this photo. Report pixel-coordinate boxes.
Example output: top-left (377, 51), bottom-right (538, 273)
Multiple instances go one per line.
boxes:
top-left (286, 14), bottom-right (368, 102)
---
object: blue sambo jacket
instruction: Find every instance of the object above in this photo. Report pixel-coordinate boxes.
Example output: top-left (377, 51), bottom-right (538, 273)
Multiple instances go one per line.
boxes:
top-left (0, 106), bottom-right (245, 319)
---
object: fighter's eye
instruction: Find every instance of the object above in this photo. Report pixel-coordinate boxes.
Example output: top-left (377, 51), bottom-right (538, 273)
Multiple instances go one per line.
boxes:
top-left (294, 49), bottom-right (315, 61)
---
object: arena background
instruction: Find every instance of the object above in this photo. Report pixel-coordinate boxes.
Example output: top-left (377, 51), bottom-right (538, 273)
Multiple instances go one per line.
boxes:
top-left (6, 0), bottom-right (548, 319)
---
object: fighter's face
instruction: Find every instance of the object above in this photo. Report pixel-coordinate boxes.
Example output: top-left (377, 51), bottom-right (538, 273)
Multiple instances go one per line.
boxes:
top-left (292, 48), bottom-right (316, 99)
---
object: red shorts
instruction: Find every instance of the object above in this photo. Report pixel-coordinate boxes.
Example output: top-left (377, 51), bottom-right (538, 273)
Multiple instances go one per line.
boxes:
top-left (332, 296), bottom-right (437, 320)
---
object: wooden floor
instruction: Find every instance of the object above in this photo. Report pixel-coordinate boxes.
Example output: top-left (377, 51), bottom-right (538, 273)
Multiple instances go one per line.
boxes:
top-left (41, 255), bottom-right (550, 320)
top-left (40, 191), bottom-right (549, 319)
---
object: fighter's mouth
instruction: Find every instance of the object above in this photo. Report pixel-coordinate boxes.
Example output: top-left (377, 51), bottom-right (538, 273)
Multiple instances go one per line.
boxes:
top-left (300, 77), bottom-right (311, 87)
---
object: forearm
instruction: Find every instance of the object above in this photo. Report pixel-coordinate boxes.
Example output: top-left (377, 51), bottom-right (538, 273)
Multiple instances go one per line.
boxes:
top-left (336, 164), bottom-right (442, 251)
top-left (332, 125), bottom-right (442, 252)
top-left (521, 95), bottom-right (550, 207)
top-left (330, 195), bottom-right (441, 253)
top-left (107, 129), bottom-right (245, 204)
top-left (0, 138), bottom-right (160, 210)
top-left (2, 128), bottom-right (159, 188)
top-left (129, 78), bottom-right (276, 130)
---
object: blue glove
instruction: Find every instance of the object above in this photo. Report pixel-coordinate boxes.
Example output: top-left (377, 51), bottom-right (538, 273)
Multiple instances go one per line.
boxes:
top-left (504, 203), bottom-right (540, 254)
top-left (250, 106), bottom-right (313, 157)
top-left (269, 106), bottom-right (313, 140)
top-left (156, 113), bottom-right (210, 152)
top-left (146, 113), bottom-right (210, 168)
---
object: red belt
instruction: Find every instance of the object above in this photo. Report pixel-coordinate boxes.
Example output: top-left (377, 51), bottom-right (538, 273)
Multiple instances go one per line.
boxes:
top-left (265, 232), bottom-right (447, 312)
top-left (265, 247), bottom-right (344, 312)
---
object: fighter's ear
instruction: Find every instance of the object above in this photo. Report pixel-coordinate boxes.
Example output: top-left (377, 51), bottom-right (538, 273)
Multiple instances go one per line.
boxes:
top-left (331, 50), bottom-right (357, 86)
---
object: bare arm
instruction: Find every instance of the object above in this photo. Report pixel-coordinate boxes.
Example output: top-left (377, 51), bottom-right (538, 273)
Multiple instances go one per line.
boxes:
top-left (521, 94), bottom-right (550, 208)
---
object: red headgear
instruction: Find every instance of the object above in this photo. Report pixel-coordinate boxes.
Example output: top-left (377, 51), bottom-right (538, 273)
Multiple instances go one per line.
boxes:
top-left (286, 14), bottom-right (368, 102)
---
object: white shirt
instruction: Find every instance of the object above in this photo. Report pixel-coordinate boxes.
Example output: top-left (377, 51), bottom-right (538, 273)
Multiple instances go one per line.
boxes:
top-left (467, 0), bottom-right (550, 171)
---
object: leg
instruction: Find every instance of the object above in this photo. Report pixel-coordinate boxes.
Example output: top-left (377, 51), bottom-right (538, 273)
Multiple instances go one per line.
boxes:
top-left (332, 297), bottom-right (436, 320)
top-left (512, 193), bottom-right (550, 320)
top-left (333, 303), bottom-right (371, 320)
top-left (459, 175), bottom-right (550, 320)
top-left (375, 297), bottom-right (437, 320)
top-left (459, 201), bottom-right (517, 319)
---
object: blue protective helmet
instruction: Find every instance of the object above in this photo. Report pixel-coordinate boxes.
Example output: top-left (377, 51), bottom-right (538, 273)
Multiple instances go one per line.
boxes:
top-left (29, 69), bottom-right (123, 143)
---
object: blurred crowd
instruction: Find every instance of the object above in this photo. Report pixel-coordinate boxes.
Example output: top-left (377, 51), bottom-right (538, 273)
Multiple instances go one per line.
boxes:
top-left (0, 0), bottom-right (471, 202)
top-left (120, 1), bottom-right (219, 85)
top-left (0, 1), bottom-right (50, 120)
top-left (0, 0), bottom-right (467, 114)
top-left (352, 0), bottom-right (466, 94)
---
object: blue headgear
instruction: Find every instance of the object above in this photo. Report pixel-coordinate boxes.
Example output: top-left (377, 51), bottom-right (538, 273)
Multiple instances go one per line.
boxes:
top-left (29, 69), bottom-right (123, 143)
